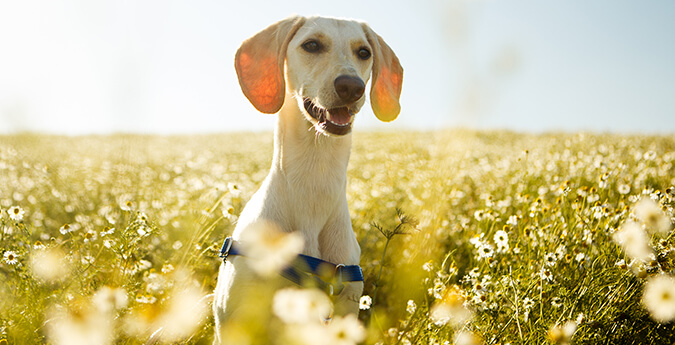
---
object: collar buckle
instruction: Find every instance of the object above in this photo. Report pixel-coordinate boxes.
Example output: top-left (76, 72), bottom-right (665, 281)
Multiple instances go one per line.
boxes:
top-left (330, 264), bottom-right (346, 296)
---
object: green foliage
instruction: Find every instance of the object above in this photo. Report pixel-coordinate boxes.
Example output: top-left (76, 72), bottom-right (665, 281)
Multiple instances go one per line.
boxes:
top-left (0, 131), bottom-right (674, 344)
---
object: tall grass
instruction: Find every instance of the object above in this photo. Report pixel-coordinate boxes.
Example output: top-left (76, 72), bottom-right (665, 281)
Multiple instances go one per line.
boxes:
top-left (0, 130), bottom-right (674, 344)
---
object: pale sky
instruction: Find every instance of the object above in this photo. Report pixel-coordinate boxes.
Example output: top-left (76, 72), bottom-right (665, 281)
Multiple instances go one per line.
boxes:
top-left (1, 0), bottom-right (674, 135)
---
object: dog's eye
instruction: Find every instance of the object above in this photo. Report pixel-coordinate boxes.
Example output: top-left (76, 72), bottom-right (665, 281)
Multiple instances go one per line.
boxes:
top-left (302, 40), bottom-right (322, 53)
top-left (357, 48), bottom-right (371, 60)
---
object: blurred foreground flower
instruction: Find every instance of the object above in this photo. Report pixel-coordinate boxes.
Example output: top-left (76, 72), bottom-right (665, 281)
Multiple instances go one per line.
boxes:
top-left (453, 330), bottom-right (482, 345)
top-left (429, 285), bottom-right (473, 327)
top-left (634, 198), bottom-right (671, 235)
top-left (46, 303), bottom-right (113, 345)
top-left (547, 321), bottom-right (577, 345)
top-left (29, 248), bottom-right (70, 282)
top-left (290, 314), bottom-right (365, 345)
top-left (128, 268), bottom-right (209, 343)
top-left (239, 220), bottom-right (304, 276)
top-left (273, 288), bottom-right (332, 324)
top-left (46, 286), bottom-right (127, 345)
top-left (92, 287), bottom-right (129, 313)
top-left (642, 274), bottom-right (675, 323)
top-left (324, 314), bottom-right (365, 345)
top-left (612, 221), bottom-right (653, 261)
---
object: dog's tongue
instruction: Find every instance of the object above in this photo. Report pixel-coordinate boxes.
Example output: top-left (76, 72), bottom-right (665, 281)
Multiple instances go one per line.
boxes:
top-left (327, 107), bottom-right (352, 125)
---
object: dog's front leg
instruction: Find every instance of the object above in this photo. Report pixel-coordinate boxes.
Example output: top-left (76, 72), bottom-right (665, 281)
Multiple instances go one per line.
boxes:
top-left (332, 281), bottom-right (364, 316)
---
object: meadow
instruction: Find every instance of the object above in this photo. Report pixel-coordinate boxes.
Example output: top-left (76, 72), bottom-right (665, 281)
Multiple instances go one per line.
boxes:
top-left (1, 130), bottom-right (674, 344)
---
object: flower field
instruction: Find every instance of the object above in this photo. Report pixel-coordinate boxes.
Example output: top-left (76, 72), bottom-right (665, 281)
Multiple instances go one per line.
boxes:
top-left (1, 130), bottom-right (674, 344)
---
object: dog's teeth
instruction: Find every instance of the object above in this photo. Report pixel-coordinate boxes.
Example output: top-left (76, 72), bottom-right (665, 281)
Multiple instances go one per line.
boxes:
top-left (328, 119), bottom-right (350, 127)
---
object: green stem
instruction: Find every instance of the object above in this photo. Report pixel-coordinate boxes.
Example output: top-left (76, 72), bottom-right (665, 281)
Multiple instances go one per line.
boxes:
top-left (371, 236), bottom-right (392, 306)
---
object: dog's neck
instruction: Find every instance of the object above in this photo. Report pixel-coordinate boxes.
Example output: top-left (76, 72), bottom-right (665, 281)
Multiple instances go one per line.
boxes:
top-left (272, 94), bottom-right (352, 184)
top-left (251, 93), bottom-right (353, 256)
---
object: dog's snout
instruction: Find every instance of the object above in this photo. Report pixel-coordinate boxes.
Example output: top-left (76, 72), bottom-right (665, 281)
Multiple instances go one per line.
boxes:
top-left (334, 76), bottom-right (365, 103)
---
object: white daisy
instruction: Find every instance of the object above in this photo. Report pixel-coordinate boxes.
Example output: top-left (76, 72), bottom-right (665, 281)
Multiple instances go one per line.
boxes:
top-left (8, 206), bottom-right (25, 222)
top-left (551, 297), bottom-right (563, 308)
top-left (618, 184), bottom-right (631, 195)
top-left (540, 268), bottom-right (554, 282)
top-left (3, 250), bottom-right (19, 265)
top-left (59, 224), bottom-right (73, 235)
top-left (544, 253), bottom-right (557, 267)
top-left (615, 259), bottom-right (627, 270)
top-left (493, 230), bottom-right (509, 252)
top-left (359, 295), bottom-right (372, 310)
top-left (406, 299), bottom-right (416, 314)
top-left (422, 260), bottom-right (434, 272)
top-left (477, 243), bottom-right (494, 259)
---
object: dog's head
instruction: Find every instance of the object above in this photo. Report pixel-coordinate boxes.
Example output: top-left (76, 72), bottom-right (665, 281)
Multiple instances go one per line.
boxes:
top-left (235, 16), bottom-right (403, 136)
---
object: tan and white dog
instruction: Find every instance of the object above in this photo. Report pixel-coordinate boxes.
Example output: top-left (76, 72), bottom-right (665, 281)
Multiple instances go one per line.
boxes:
top-left (213, 15), bottom-right (402, 343)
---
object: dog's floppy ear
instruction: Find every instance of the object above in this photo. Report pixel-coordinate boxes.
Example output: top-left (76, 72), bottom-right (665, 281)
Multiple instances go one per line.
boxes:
top-left (363, 24), bottom-right (403, 122)
top-left (235, 16), bottom-right (306, 114)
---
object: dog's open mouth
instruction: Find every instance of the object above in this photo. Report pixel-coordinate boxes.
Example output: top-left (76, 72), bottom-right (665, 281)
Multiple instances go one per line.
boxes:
top-left (303, 98), bottom-right (354, 136)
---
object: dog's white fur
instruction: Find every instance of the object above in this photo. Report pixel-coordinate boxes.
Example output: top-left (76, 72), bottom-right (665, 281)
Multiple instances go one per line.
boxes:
top-left (213, 15), bottom-right (402, 343)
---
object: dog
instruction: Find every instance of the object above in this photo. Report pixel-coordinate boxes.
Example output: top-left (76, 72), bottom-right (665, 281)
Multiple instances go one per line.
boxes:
top-left (213, 15), bottom-right (403, 343)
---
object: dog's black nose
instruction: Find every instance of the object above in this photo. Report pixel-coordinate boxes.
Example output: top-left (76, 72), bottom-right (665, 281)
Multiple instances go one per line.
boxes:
top-left (334, 75), bottom-right (365, 103)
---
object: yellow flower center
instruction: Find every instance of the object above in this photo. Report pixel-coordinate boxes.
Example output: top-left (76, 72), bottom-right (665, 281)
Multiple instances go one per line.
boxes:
top-left (662, 291), bottom-right (672, 302)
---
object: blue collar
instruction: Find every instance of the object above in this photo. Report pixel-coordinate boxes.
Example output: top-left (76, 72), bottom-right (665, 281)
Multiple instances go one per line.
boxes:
top-left (219, 237), bottom-right (363, 296)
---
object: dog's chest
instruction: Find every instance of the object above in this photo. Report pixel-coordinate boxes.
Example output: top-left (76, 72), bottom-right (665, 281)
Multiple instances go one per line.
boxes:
top-left (281, 168), bottom-right (345, 220)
